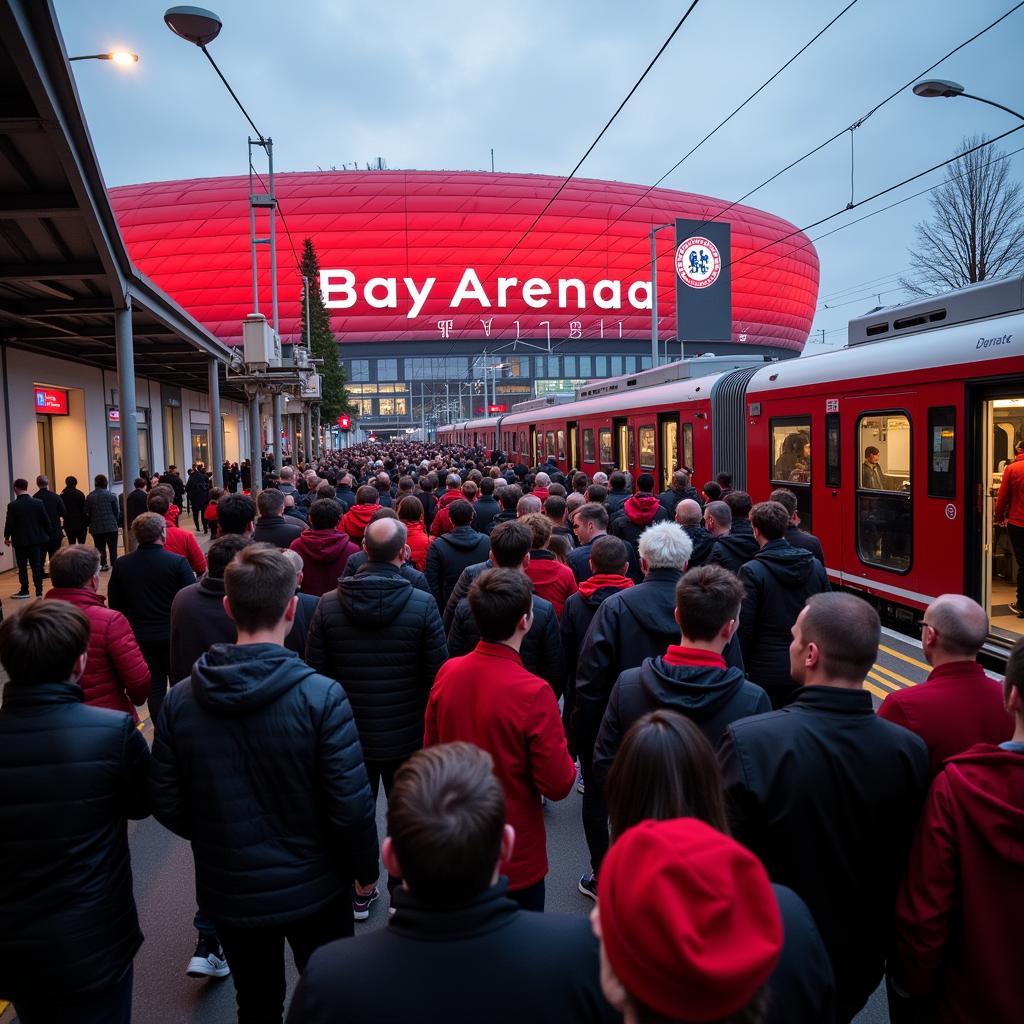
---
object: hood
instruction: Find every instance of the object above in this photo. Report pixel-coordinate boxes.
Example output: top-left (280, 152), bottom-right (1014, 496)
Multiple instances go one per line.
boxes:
top-left (754, 539), bottom-right (817, 586)
top-left (437, 489), bottom-right (463, 509)
top-left (624, 493), bottom-right (661, 526)
top-left (438, 526), bottom-right (488, 552)
top-left (578, 573), bottom-right (633, 600)
top-left (45, 586), bottom-right (106, 608)
top-left (941, 745), bottom-right (1024, 855)
top-left (343, 503), bottom-right (378, 530)
top-left (296, 528), bottom-right (355, 561)
top-left (638, 656), bottom-right (747, 720)
top-left (714, 532), bottom-right (758, 558)
top-left (191, 643), bottom-right (317, 716)
top-left (336, 567), bottom-right (416, 626)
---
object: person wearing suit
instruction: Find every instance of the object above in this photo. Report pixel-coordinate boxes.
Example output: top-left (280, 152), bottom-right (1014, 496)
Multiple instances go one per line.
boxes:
top-left (32, 474), bottom-right (66, 573)
top-left (3, 479), bottom-right (52, 598)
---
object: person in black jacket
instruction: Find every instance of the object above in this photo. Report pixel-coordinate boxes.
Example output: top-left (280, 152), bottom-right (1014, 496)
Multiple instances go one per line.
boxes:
top-left (184, 463), bottom-right (212, 533)
top-left (770, 487), bottom-right (826, 565)
top-left (341, 507), bottom-right (431, 593)
top-left (108, 512), bottom-right (196, 723)
top-left (287, 743), bottom-right (617, 1024)
top-left (594, 565), bottom-right (770, 784)
top-left (3, 478), bottom-right (52, 598)
top-left (33, 474), bottom-right (66, 571)
top-left (604, 471), bottom-right (631, 519)
top-left (657, 468), bottom-right (703, 517)
top-left (472, 475), bottom-right (501, 534)
top-left (252, 487), bottom-right (305, 548)
top-left (569, 501), bottom-right (639, 583)
top-left (720, 593), bottom-right (929, 1023)
top-left (125, 477), bottom-right (150, 531)
top-left (85, 474), bottom-right (121, 570)
top-left (159, 465), bottom-right (186, 508)
top-left (151, 544), bottom-right (379, 1024)
top-left (61, 474), bottom-right (88, 544)
top-left (334, 473), bottom-right (357, 512)
top-left (674, 498), bottom-right (715, 566)
top-left (738, 502), bottom-right (829, 707)
top-left (706, 495), bottom-right (758, 572)
top-left (306, 518), bottom-right (447, 904)
top-left (424, 499), bottom-right (490, 611)
top-left (0, 600), bottom-right (150, 1023)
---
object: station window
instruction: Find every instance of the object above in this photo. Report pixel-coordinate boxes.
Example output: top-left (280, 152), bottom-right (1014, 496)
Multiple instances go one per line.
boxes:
top-left (638, 425), bottom-right (656, 469)
top-left (770, 418), bottom-right (811, 483)
top-left (857, 412), bottom-right (912, 573)
top-left (579, 355), bottom-right (593, 377)
top-left (377, 358), bottom-right (398, 381)
top-left (557, 429), bottom-right (566, 460)
top-left (379, 398), bottom-right (407, 416)
top-left (595, 356), bottom-right (608, 377)
top-left (825, 413), bottom-right (841, 488)
top-left (583, 428), bottom-right (596, 463)
top-left (928, 406), bottom-right (956, 498)
top-left (348, 359), bottom-right (370, 382)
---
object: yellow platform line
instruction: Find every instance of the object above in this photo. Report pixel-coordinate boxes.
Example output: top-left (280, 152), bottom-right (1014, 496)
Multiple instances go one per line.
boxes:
top-left (871, 662), bottom-right (918, 688)
top-left (865, 681), bottom-right (890, 701)
top-left (878, 643), bottom-right (930, 673)
top-left (868, 670), bottom-right (899, 692)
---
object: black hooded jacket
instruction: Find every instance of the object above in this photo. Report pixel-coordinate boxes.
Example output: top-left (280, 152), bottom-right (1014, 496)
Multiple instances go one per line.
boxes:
top-left (707, 525), bottom-right (759, 573)
top-left (657, 484), bottom-right (703, 516)
top-left (342, 551), bottom-right (431, 593)
top-left (150, 643), bottom-right (379, 928)
top-left (683, 524), bottom-right (716, 566)
top-left (738, 538), bottom-right (830, 693)
top-left (593, 655), bottom-right (770, 783)
top-left (425, 525), bottom-right (491, 610)
top-left (0, 681), bottom-right (150, 1002)
top-left (306, 563), bottom-right (448, 762)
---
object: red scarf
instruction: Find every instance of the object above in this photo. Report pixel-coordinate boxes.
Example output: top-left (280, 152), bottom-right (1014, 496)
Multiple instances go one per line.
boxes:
top-left (578, 573), bottom-right (634, 598)
top-left (663, 645), bottom-right (727, 669)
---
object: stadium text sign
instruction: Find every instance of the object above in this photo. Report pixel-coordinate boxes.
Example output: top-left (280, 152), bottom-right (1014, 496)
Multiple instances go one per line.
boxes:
top-left (320, 269), bottom-right (653, 319)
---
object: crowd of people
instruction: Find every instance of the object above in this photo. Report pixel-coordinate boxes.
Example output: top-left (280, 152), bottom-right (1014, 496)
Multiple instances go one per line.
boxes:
top-left (1, 438), bottom-right (1022, 1024)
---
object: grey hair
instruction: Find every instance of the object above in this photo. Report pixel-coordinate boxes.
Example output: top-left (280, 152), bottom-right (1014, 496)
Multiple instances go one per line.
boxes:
top-left (535, 472), bottom-right (551, 487)
top-left (517, 495), bottom-right (542, 516)
top-left (638, 521), bottom-right (693, 570)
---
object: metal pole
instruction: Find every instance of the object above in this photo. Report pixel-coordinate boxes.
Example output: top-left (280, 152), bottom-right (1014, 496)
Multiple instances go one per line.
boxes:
top-left (267, 139), bottom-right (279, 334)
top-left (650, 227), bottom-right (659, 369)
top-left (115, 304), bottom-right (138, 552)
top-left (303, 405), bottom-right (312, 464)
top-left (208, 357), bottom-right (223, 487)
top-left (249, 394), bottom-right (262, 491)
top-left (420, 381), bottom-right (425, 436)
top-left (248, 141), bottom-right (260, 315)
top-left (272, 392), bottom-right (283, 469)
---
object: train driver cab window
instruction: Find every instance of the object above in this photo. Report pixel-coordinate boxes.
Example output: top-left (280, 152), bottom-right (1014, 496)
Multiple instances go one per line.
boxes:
top-left (583, 429), bottom-right (596, 463)
top-left (599, 429), bottom-right (613, 466)
top-left (857, 412), bottom-right (912, 573)
top-left (770, 420), bottom-right (811, 484)
top-left (638, 426), bottom-right (656, 470)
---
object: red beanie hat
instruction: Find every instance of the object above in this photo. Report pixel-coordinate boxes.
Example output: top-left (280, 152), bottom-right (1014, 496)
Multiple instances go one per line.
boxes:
top-left (598, 818), bottom-right (782, 1021)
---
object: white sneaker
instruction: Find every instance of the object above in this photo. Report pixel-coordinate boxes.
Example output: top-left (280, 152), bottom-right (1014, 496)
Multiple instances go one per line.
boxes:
top-left (187, 936), bottom-right (231, 978)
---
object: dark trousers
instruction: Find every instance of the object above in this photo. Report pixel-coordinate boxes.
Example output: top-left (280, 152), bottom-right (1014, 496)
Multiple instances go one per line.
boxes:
top-left (1008, 523), bottom-right (1024, 605)
top-left (13, 543), bottom-right (43, 594)
top-left (93, 531), bottom-right (118, 567)
top-left (508, 878), bottom-right (545, 912)
top-left (65, 526), bottom-right (88, 544)
top-left (139, 638), bottom-right (171, 724)
top-left (578, 747), bottom-right (609, 875)
top-left (217, 894), bottom-right (352, 1024)
top-left (365, 757), bottom-right (407, 893)
top-left (192, 501), bottom-right (208, 533)
top-left (14, 963), bottom-right (132, 1024)
top-left (44, 534), bottom-right (62, 563)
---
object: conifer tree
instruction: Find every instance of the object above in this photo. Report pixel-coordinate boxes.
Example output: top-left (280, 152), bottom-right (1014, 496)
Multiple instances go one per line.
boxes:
top-left (299, 237), bottom-right (350, 421)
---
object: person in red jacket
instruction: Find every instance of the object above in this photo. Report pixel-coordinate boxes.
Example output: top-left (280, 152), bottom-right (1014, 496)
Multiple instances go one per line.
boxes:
top-left (522, 513), bottom-right (577, 618)
top-left (397, 494), bottom-right (431, 570)
top-left (891, 637), bottom-right (1024, 1024)
top-left (879, 594), bottom-right (1010, 776)
top-left (341, 485), bottom-right (381, 544)
top-left (531, 472), bottom-right (551, 506)
top-left (147, 491), bottom-right (206, 575)
top-left (45, 544), bottom-right (150, 719)
top-left (291, 499), bottom-right (360, 597)
top-left (429, 474), bottom-right (467, 537)
top-left (995, 439), bottom-right (1024, 615)
top-left (425, 568), bottom-right (576, 911)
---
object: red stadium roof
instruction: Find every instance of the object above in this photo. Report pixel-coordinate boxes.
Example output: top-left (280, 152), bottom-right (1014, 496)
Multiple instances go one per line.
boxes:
top-left (109, 170), bottom-right (819, 352)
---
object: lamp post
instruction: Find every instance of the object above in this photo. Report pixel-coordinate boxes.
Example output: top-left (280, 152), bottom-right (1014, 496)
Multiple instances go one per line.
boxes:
top-left (69, 51), bottom-right (139, 64)
top-left (912, 79), bottom-right (1024, 122)
top-left (650, 222), bottom-right (673, 368)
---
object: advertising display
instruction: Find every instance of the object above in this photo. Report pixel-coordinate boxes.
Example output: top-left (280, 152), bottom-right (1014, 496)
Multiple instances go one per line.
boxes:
top-left (674, 219), bottom-right (732, 345)
top-left (34, 386), bottom-right (68, 415)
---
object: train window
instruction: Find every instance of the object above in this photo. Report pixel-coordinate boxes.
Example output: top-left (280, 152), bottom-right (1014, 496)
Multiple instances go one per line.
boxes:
top-left (857, 412), bottom-right (912, 573)
top-left (599, 429), bottom-right (613, 465)
top-left (639, 426), bottom-right (656, 469)
top-left (583, 429), bottom-right (596, 463)
top-left (511, 431), bottom-right (517, 453)
top-left (682, 423), bottom-right (694, 473)
top-left (825, 413), bottom-right (841, 488)
top-left (546, 431), bottom-right (556, 458)
top-left (557, 429), bottom-right (566, 461)
top-left (770, 418), bottom-right (811, 483)
top-left (928, 406), bottom-right (956, 498)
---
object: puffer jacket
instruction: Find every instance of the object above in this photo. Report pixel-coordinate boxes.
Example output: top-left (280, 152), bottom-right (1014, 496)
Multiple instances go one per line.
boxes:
top-left (150, 643), bottom-right (379, 927)
top-left (404, 519), bottom-right (431, 570)
top-left (429, 488), bottom-right (467, 537)
top-left (306, 563), bottom-right (448, 762)
top-left (525, 549), bottom-right (578, 618)
top-left (85, 486), bottom-right (120, 535)
top-left (342, 552), bottom-right (431, 594)
top-left (341, 502), bottom-right (378, 544)
top-left (425, 525), bottom-right (491, 611)
top-left (44, 588), bottom-right (150, 718)
top-left (0, 680), bottom-right (150, 1001)
top-left (738, 539), bottom-right (830, 696)
top-left (291, 528), bottom-right (359, 597)
top-left (593, 647), bottom-right (770, 782)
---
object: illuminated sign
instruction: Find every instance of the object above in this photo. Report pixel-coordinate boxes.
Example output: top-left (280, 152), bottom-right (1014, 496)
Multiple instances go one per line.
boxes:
top-left (108, 408), bottom-right (120, 423)
top-left (34, 387), bottom-right (68, 415)
top-left (337, 414), bottom-right (352, 430)
top-left (487, 404), bottom-right (507, 413)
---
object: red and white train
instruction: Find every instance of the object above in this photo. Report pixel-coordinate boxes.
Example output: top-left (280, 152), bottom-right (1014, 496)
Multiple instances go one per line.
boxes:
top-left (438, 275), bottom-right (1024, 658)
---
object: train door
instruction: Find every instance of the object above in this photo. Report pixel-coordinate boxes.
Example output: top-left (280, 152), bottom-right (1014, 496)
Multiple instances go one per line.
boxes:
top-left (529, 426), bottom-right (538, 467)
top-left (657, 412), bottom-right (680, 492)
top-left (567, 422), bottom-right (579, 471)
top-left (977, 391), bottom-right (1024, 642)
top-left (613, 417), bottom-right (630, 472)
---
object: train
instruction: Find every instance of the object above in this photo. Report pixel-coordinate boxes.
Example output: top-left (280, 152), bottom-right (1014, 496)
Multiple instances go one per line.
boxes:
top-left (438, 274), bottom-right (1024, 661)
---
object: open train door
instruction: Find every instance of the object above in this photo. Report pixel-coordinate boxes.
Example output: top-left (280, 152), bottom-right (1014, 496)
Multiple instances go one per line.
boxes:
top-left (529, 426), bottom-right (538, 468)
top-left (567, 422), bottom-right (579, 472)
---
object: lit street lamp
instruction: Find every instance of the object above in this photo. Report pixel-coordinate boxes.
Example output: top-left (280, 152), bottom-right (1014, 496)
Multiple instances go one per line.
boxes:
top-left (912, 79), bottom-right (1024, 122)
top-left (69, 51), bottom-right (139, 64)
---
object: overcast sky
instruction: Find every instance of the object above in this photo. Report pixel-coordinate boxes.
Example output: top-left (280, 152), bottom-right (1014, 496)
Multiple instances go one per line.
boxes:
top-left (55, 0), bottom-right (1024, 353)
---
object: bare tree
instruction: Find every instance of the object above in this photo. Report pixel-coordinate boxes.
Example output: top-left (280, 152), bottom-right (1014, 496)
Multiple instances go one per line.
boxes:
top-left (901, 134), bottom-right (1024, 296)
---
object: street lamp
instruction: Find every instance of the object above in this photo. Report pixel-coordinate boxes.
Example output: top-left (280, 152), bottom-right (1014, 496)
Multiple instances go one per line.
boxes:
top-left (69, 51), bottom-right (139, 64)
top-left (650, 222), bottom-right (673, 368)
top-left (912, 79), bottom-right (1024, 122)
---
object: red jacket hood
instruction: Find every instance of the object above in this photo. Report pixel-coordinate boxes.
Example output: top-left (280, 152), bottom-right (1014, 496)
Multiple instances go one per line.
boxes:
top-left (342, 503), bottom-right (378, 533)
top-left (437, 489), bottom-right (463, 509)
top-left (624, 493), bottom-right (661, 526)
top-left (940, 744), bottom-right (1024, 849)
top-left (295, 528), bottom-right (357, 563)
